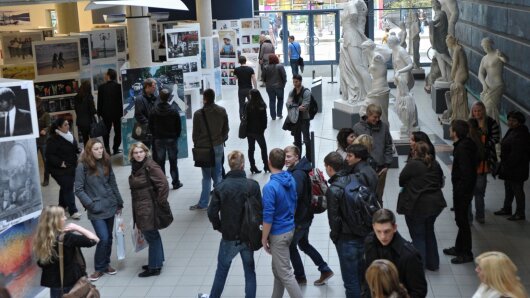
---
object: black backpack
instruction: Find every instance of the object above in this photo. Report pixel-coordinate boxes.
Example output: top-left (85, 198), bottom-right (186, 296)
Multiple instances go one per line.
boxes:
top-left (239, 180), bottom-right (263, 251)
top-left (338, 174), bottom-right (381, 238)
top-left (296, 88), bottom-right (318, 120)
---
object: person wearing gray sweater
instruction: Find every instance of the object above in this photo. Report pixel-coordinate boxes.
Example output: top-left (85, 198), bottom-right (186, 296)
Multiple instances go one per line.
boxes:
top-left (262, 54), bottom-right (287, 120)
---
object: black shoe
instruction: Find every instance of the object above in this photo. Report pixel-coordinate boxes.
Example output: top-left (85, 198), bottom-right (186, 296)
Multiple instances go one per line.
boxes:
top-left (138, 268), bottom-right (161, 277)
top-left (113, 149), bottom-right (122, 155)
top-left (278, 115), bottom-right (283, 119)
top-left (142, 265), bottom-right (163, 270)
top-left (41, 177), bottom-right (49, 187)
top-left (271, 117), bottom-right (276, 120)
top-left (450, 207), bottom-right (455, 211)
top-left (451, 255), bottom-right (474, 264)
top-left (494, 209), bottom-right (512, 216)
top-left (263, 165), bottom-right (271, 173)
top-left (507, 214), bottom-right (525, 221)
top-left (443, 247), bottom-right (458, 256)
top-left (173, 182), bottom-right (183, 190)
top-left (250, 165), bottom-right (262, 174)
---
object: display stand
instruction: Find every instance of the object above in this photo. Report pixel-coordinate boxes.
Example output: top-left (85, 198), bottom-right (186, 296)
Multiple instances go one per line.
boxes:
top-left (431, 83), bottom-right (450, 113)
top-left (332, 99), bottom-right (361, 130)
top-left (412, 68), bottom-right (425, 80)
top-left (391, 131), bottom-right (411, 156)
top-left (311, 76), bottom-right (323, 113)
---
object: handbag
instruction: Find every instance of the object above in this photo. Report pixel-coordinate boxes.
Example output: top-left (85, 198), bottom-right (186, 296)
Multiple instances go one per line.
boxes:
top-left (89, 116), bottom-right (107, 138)
top-left (239, 105), bottom-right (248, 139)
top-left (58, 234), bottom-right (100, 298)
top-left (145, 167), bottom-right (174, 230)
top-left (131, 223), bottom-right (148, 252)
top-left (192, 109), bottom-right (215, 167)
top-left (132, 121), bottom-right (148, 141)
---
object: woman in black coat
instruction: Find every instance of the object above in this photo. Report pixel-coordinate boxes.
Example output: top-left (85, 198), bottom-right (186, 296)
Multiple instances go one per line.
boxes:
top-left (397, 141), bottom-right (446, 271)
top-left (74, 80), bottom-right (96, 144)
top-left (245, 89), bottom-right (269, 173)
top-left (46, 118), bottom-right (82, 219)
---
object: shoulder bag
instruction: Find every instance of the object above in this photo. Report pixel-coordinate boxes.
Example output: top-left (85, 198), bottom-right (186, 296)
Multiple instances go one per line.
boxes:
top-left (90, 116), bottom-right (107, 138)
top-left (192, 109), bottom-right (216, 167)
top-left (145, 167), bottom-right (174, 229)
top-left (291, 42), bottom-right (304, 70)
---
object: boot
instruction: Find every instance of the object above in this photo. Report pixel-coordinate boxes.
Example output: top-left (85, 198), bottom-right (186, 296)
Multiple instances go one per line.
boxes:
top-left (263, 164), bottom-right (271, 173)
top-left (250, 165), bottom-right (262, 174)
top-left (42, 174), bottom-right (49, 187)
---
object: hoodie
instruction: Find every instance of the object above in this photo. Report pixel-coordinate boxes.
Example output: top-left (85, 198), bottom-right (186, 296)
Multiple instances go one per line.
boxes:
top-left (262, 171), bottom-right (297, 235)
top-left (288, 157), bottom-right (313, 226)
top-left (149, 102), bottom-right (181, 139)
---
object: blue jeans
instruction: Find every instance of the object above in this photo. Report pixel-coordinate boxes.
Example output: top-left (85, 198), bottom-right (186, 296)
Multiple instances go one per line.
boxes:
top-left (335, 238), bottom-right (364, 298)
top-left (265, 87), bottom-right (284, 119)
top-left (90, 216), bottom-right (114, 272)
top-left (198, 144), bottom-right (224, 208)
top-left (210, 239), bottom-right (256, 298)
top-left (142, 229), bottom-right (165, 269)
top-left (52, 174), bottom-right (78, 215)
top-left (154, 138), bottom-right (180, 186)
top-left (405, 211), bottom-right (441, 270)
top-left (470, 173), bottom-right (487, 220)
top-left (290, 59), bottom-right (299, 76)
top-left (50, 286), bottom-right (72, 298)
top-left (289, 223), bottom-right (331, 278)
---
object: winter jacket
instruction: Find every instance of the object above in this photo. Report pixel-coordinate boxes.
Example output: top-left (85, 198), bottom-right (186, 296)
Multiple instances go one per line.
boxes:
top-left (262, 171), bottom-right (297, 235)
top-left (262, 64), bottom-right (287, 89)
top-left (192, 103), bottom-right (229, 148)
top-left (259, 41), bottom-right (275, 65)
top-left (134, 92), bottom-right (158, 125)
top-left (246, 103), bottom-right (267, 135)
top-left (363, 232), bottom-right (427, 298)
top-left (129, 158), bottom-right (170, 231)
top-left (287, 87), bottom-right (311, 120)
top-left (288, 157), bottom-right (313, 226)
top-left (351, 160), bottom-right (378, 194)
top-left (74, 161), bottom-right (123, 220)
top-left (397, 159), bottom-right (446, 216)
top-left (45, 134), bottom-right (79, 176)
top-left (97, 80), bottom-right (123, 121)
top-left (476, 116), bottom-right (500, 175)
top-left (74, 94), bottom-right (96, 130)
top-left (207, 170), bottom-right (262, 241)
top-left (452, 137), bottom-right (478, 196)
top-left (498, 124), bottom-right (530, 182)
top-left (353, 118), bottom-right (393, 168)
top-left (149, 102), bottom-right (181, 139)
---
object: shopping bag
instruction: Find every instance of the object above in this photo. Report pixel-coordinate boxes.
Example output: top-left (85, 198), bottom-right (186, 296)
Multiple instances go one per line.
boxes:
top-left (131, 223), bottom-right (148, 253)
top-left (114, 214), bottom-right (126, 260)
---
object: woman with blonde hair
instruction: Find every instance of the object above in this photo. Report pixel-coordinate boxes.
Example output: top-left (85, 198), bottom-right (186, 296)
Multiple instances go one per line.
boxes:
top-left (34, 206), bottom-right (99, 298)
top-left (365, 259), bottom-right (409, 298)
top-left (473, 251), bottom-right (528, 298)
top-left (353, 134), bottom-right (377, 170)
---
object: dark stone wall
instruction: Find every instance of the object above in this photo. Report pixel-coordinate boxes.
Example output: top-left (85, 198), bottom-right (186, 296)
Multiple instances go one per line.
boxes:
top-left (456, 0), bottom-right (530, 119)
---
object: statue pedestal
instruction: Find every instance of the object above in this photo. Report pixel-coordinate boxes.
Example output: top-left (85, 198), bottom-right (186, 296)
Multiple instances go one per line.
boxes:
top-left (332, 99), bottom-right (361, 129)
top-left (388, 80), bottom-right (396, 89)
top-left (431, 83), bottom-right (450, 113)
top-left (442, 122), bottom-right (451, 140)
top-left (412, 68), bottom-right (425, 80)
top-left (391, 131), bottom-right (411, 156)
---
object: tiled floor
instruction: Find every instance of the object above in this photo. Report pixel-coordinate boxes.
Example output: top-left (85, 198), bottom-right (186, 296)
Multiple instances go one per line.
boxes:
top-left (37, 71), bottom-right (530, 297)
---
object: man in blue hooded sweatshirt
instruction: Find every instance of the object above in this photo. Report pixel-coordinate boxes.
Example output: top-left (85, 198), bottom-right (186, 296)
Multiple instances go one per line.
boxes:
top-left (261, 148), bottom-right (303, 298)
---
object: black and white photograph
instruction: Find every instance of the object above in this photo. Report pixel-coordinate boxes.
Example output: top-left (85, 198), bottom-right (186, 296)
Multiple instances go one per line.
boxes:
top-left (212, 36), bottom-right (220, 68)
top-left (166, 29), bottom-right (200, 59)
top-left (242, 35), bottom-right (250, 45)
top-left (0, 10), bottom-right (31, 26)
top-left (1, 32), bottom-right (42, 65)
top-left (79, 36), bottom-right (91, 66)
top-left (34, 79), bottom-right (79, 98)
top-left (116, 27), bottom-right (127, 53)
top-left (190, 61), bottom-right (198, 72)
top-left (0, 83), bottom-right (38, 141)
top-left (177, 63), bottom-right (190, 73)
top-left (0, 139), bottom-right (43, 231)
top-left (33, 40), bottom-right (81, 77)
top-left (92, 63), bottom-right (117, 91)
top-left (88, 29), bottom-right (117, 60)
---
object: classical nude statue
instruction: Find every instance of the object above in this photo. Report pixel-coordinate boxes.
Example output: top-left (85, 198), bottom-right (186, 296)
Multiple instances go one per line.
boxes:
top-left (479, 37), bottom-right (508, 124)
top-left (339, 0), bottom-right (371, 104)
top-left (398, 21), bottom-right (407, 49)
top-left (409, 11), bottom-right (421, 69)
top-left (430, 0), bottom-right (451, 83)
top-left (439, 0), bottom-right (459, 36)
top-left (441, 35), bottom-right (469, 123)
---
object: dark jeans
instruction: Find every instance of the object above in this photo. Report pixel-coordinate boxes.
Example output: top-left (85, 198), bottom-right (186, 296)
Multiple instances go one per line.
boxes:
top-left (247, 134), bottom-right (268, 168)
top-left (335, 238), bottom-right (364, 298)
top-left (90, 216), bottom-right (114, 272)
top-left (238, 88), bottom-right (251, 118)
top-left (289, 223), bottom-right (331, 279)
top-left (142, 229), bottom-right (165, 269)
top-left (293, 119), bottom-right (311, 162)
top-left (154, 138), bottom-right (180, 186)
top-left (405, 212), bottom-right (441, 270)
top-left (210, 239), bottom-right (256, 298)
top-left (79, 126), bottom-right (90, 145)
top-left (51, 174), bottom-right (78, 215)
top-left (50, 286), bottom-right (72, 298)
top-left (470, 173), bottom-right (487, 220)
top-left (36, 142), bottom-right (49, 179)
top-left (102, 117), bottom-right (121, 152)
top-left (454, 192), bottom-right (473, 257)
top-left (265, 87), bottom-right (284, 119)
top-left (290, 59), bottom-right (299, 76)
top-left (503, 180), bottom-right (526, 215)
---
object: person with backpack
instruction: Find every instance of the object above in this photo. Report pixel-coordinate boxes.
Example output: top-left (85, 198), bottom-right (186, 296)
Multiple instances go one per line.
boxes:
top-left (285, 145), bottom-right (334, 286)
top-left (344, 144), bottom-right (379, 194)
top-left (287, 74), bottom-right (312, 162)
top-left (205, 150), bottom-right (261, 298)
top-left (363, 209), bottom-right (427, 298)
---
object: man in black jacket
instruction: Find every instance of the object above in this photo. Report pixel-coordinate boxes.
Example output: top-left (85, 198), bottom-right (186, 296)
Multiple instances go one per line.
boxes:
top-left (345, 144), bottom-right (379, 194)
top-left (0, 87), bottom-right (32, 137)
top-left (324, 152), bottom-right (364, 298)
top-left (134, 78), bottom-right (158, 150)
top-left (97, 69), bottom-right (123, 155)
top-left (149, 89), bottom-right (182, 190)
top-left (363, 209), bottom-right (427, 298)
top-left (206, 150), bottom-right (261, 298)
top-left (285, 146), bottom-right (334, 286)
top-left (443, 119), bottom-right (478, 264)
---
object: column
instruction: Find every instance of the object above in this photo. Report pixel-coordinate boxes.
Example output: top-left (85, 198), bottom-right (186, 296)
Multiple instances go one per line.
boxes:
top-left (126, 6), bottom-right (152, 68)
top-left (196, 0), bottom-right (213, 38)
top-left (55, 3), bottom-right (80, 34)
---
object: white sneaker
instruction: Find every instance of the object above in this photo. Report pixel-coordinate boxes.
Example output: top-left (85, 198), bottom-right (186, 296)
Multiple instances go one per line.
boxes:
top-left (70, 212), bottom-right (82, 220)
top-left (197, 294), bottom-right (209, 298)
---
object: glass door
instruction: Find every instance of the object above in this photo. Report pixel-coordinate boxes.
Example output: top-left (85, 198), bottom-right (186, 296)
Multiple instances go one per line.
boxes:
top-left (284, 13), bottom-right (309, 63)
top-left (312, 12), bottom-right (339, 63)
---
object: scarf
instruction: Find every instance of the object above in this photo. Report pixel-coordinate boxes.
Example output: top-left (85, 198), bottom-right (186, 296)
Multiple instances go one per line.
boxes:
top-left (55, 129), bottom-right (74, 143)
top-left (131, 159), bottom-right (146, 174)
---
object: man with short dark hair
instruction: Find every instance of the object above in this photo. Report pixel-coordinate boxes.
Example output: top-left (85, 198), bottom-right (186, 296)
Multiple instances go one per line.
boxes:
top-left (97, 68), bottom-right (123, 155)
top-left (234, 55), bottom-right (257, 117)
top-left (363, 209), bottom-right (427, 298)
top-left (443, 119), bottom-right (478, 264)
top-left (261, 148), bottom-right (303, 298)
top-left (149, 89), bottom-right (182, 190)
top-left (287, 74), bottom-right (312, 162)
top-left (134, 78), bottom-right (158, 150)
top-left (190, 89), bottom-right (229, 210)
top-left (288, 36), bottom-right (302, 76)
top-left (0, 87), bottom-right (32, 137)
top-left (345, 144), bottom-right (378, 194)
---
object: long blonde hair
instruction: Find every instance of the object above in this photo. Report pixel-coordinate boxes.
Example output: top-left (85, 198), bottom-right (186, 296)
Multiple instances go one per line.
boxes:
top-left (33, 206), bottom-right (65, 264)
top-left (476, 251), bottom-right (528, 298)
top-left (353, 134), bottom-right (374, 153)
top-left (365, 259), bottom-right (409, 298)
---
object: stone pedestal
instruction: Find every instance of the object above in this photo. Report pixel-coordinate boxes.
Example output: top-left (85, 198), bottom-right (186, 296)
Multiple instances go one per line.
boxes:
top-left (412, 68), bottom-right (425, 80)
top-left (388, 80), bottom-right (396, 89)
top-left (332, 99), bottom-right (361, 129)
top-left (431, 84), bottom-right (449, 114)
top-left (391, 131), bottom-right (411, 156)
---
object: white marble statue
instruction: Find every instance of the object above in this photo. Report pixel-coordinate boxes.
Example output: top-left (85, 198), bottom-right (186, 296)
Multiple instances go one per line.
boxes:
top-left (479, 37), bottom-right (508, 125)
top-left (339, 0), bottom-right (371, 104)
top-left (388, 35), bottom-right (418, 136)
top-left (439, 0), bottom-right (459, 37)
top-left (430, 0), bottom-right (451, 84)
top-left (398, 21), bottom-right (407, 49)
top-left (441, 35), bottom-right (469, 123)
top-left (408, 11), bottom-right (421, 69)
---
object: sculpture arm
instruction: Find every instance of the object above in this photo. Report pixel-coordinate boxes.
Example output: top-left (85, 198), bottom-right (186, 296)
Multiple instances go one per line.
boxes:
top-left (450, 48), bottom-right (460, 80)
top-left (478, 59), bottom-right (489, 92)
top-left (396, 50), bottom-right (413, 74)
top-left (496, 49), bottom-right (508, 63)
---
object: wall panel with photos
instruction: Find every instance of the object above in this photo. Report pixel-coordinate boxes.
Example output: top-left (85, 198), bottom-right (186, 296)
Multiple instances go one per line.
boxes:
top-left (165, 24), bottom-right (201, 91)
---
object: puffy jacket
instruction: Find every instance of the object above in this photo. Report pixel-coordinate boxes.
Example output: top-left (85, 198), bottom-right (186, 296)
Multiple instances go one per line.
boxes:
top-left (45, 134), bottom-right (79, 176)
top-left (353, 118), bottom-right (393, 168)
top-left (499, 124), bottom-right (530, 182)
top-left (129, 158), bottom-right (169, 231)
top-left (452, 137), bottom-right (478, 195)
top-left (351, 160), bottom-right (378, 193)
top-left (149, 102), bottom-right (181, 139)
top-left (192, 104), bottom-right (229, 148)
top-left (74, 161), bottom-right (123, 220)
top-left (246, 103), bottom-right (267, 135)
top-left (288, 157), bottom-right (313, 226)
top-left (207, 170), bottom-right (262, 241)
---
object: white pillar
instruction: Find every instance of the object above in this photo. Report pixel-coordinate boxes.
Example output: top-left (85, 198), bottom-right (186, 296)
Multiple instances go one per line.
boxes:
top-left (126, 6), bottom-right (152, 68)
top-left (196, 0), bottom-right (213, 38)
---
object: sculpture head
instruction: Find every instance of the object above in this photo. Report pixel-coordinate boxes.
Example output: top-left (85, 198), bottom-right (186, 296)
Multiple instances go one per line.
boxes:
top-left (432, 0), bottom-right (442, 10)
top-left (387, 35), bottom-right (400, 49)
top-left (481, 37), bottom-right (494, 53)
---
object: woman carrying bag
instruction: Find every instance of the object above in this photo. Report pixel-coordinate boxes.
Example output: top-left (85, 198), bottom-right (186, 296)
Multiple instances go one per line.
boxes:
top-left (245, 89), bottom-right (269, 173)
top-left (128, 142), bottom-right (172, 277)
top-left (262, 54), bottom-right (287, 120)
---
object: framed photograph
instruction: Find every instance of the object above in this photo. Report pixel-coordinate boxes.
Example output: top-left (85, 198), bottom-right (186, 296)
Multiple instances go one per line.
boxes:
top-left (212, 36), bottom-right (220, 68)
top-left (1, 64), bottom-right (35, 80)
top-left (92, 63), bottom-right (117, 92)
top-left (253, 19), bottom-right (261, 29)
top-left (116, 27), bottom-right (127, 53)
top-left (1, 32), bottom-right (43, 65)
top-left (33, 39), bottom-right (81, 78)
top-left (219, 30), bottom-right (237, 59)
top-left (34, 79), bottom-right (79, 98)
top-left (87, 29), bottom-right (117, 60)
top-left (242, 35), bottom-right (250, 45)
top-left (0, 81), bottom-right (39, 141)
top-left (251, 35), bottom-right (260, 44)
top-left (79, 36), bottom-right (91, 66)
top-left (241, 20), bottom-right (252, 29)
top-left (165, 28), bottom-right (200, 59)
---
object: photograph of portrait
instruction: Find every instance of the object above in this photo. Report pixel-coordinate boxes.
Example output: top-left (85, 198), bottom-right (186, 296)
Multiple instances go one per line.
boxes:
top-left (1, 32), bottom-right (43, 65)
top-left (219, 30), bottom-right (236, 59)
top-left (229, 77), bottom-right (236, 85)
top-left (33, 40), bottom-right (81, 77)
top-left (92, 63), bottom-right (117, 92)
top-left (116, 27), bottom-right (127, 53)
top-left (241, 20), bottom-right (252, 29)
top-left (34, 79), bottom-right (79, 98)
top-left (0, 82), bottom-right (38, 141)
top-left (253, 19), bottom-right (261, 29)
top-left (88, 29), bottom-right (117, 60)
top-left (166, 29), bottom-right (200, 59)
top-left (212, 36), bottom-right (220, 68)
top-left (229, 70), bottom-right (234, 78)
top-left (1, 64), bottom-right (35, 80)
top-left (222, 78), bottom-right (228, 85)
top-left (221, 62), bottom-right (227, 69)
top-left (242, 36), bottom-right (250, 45)
top-left (228, 63), bottom-right (235, 69)
top-left (190, 62), bottom-right (198, 72)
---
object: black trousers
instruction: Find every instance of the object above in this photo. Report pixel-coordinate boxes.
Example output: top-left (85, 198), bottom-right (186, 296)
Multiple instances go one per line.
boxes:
top-left (103, 117), bottom-right (122, 152)
top-left (453, 191), bottom-right (473, 257)
top-left (503, 180), bottom-right (526, 215)
top-left (238, 88), bottom-right (251, 118)
top-left (293, 118), bottom-right (311, 162)
top-left (247, 133), bottom-right (268, 168)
